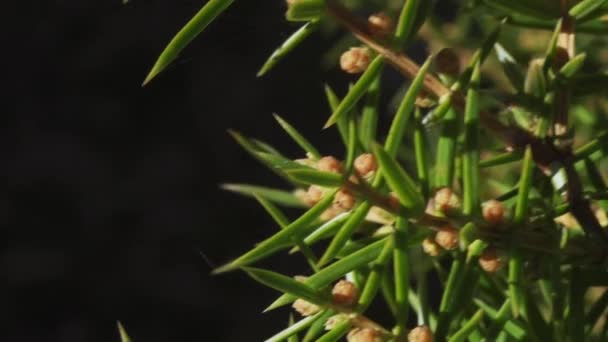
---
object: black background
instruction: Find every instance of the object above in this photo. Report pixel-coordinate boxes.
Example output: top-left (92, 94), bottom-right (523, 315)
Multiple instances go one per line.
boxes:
top-left (1, 1), bottom-right (358, 341)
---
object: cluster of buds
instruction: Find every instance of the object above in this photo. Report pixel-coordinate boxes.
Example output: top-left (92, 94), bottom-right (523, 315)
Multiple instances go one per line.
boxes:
top-left (408, 326), bottom-right (433, 342)
top-left (432, 188), bottom-right (461, 216)
top-left (298, 154), bottom-right (379, 220)
top-left (340, 47), bottom-right (372, 74)
top-left (478, 247), bottom-right (505, 273)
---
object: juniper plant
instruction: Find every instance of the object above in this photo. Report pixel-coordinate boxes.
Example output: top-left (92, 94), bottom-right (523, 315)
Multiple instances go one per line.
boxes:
top-left (145, 0), bottom-right (608, 340)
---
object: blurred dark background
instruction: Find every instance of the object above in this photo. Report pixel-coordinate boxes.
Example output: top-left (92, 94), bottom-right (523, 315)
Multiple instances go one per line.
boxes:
top-left (1, 1), bottom-right (356, 341)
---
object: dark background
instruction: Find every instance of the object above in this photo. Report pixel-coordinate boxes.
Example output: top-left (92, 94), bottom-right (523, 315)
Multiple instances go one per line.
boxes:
top-left (2, 1), bottom-right (356, 341)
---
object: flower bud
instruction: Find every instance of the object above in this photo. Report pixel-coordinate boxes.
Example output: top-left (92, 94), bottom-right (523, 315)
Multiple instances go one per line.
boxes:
top-left (435, 48), bottom-right (460, 77)
top-left (317, 155), bottom-right (343, 173)
top-left (482, 199), bottom-right (505, 225)
top-left (368, 12), bottom-right (393, 37)
top-left (422, 238), bottom-right (442, 257)
top-left (354, 153), bottom-right (378, 177)
top-left (347, 328), bottom-right (383, 342)
top-left (303, 185), bottom-right (324, 206)
top-left (435, 225), bottom-right (459, 250)
top-left (332, 279), bottom-right (359, 306)
top-left (321, 204), bottom-right (345, 221)
top-left (340, 47), bottom-right (371, 74)
top-left (408, 325), bottom-right (433, 342)
top-left (433, 188), bottom-right (460, 215)
top-left (292, 298), bottom-right (321, 316)
top-left (335, 189), bottom-right (356, 210)
top-left (478, 248), bottom-right (504, 273)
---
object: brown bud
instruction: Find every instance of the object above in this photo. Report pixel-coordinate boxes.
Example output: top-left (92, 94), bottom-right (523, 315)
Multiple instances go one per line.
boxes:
top-left (435, 48), bottom-right (460, 77)
top-left (292, 298), bottom-right (321, 316)
top-left (303, 185), bottom-right (324, 206)
top-left (317, 156), bottom-right (343, 173)
top-left (354, 153), bottom-right (377, 177)
top-left (368, 12), bottom-right (393, 37)
top-left (482, 199), bottom-right (505, 225)
top-left (332, 279), bottom-right (359, 306)
top-left (408, 325), bottom-right (433, 342)
top-left (422, 238), bottom-right (442, 257)
top-left (340, 47), bottom-right (371, 74)
top-left (335, 189), bottom-right (356, 210)
top-left (347, 328), bottom-right (383, 342)
top-left (435, 225), bottom-right (459, 250)
top-left (433, 188), bottom-right (460, 215)
top-left (321, 204), bottom-right (346, 221)
top-left (478, 248), bottom-right (505, 273)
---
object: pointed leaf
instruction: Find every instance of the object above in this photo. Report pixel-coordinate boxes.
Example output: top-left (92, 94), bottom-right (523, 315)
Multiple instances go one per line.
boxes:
top-left (373, 144), bottom-right (424, 216)
top-left (569, 0), bottom-right (608, 20)
top-left (296, 212), bottom-right (351, 250)
top-left (542, 19), bottom-right (563, 72)
top-left (360, 76), bottom-right (381, 150)
top-left (324, 56), bottom-right (384, 128)
top-left (384, 56), bottom-right (432, 157)
top-left (266, 237), bottom-right (388, 310)
top-left (258, 20), bottom-right (320, 77)
top-left (448, 309), bottom-right (485, 342)
top-left (221, 183), bottom-right (305, 208)
top-left (286, 0), bottom-right (326, 22)
top-left (244, 267), bottom-right (330, 306)
top-left (558, 53), bottom-right (587, 80)
top-left (303, 310), bottom-right (335, 342)
top-left (274, 114), bottom-right (322, 159)
top-left (324, 85), bottom-right (349, 145)
top-left (267, 313), bottom-right (322, 342)
top-left (143, 0), bottom-right (235, 85)
top-left (117, 321), bottom-right (132, 342)
top-left (318, 202), bottom-right (372, 266)
top-left (413, 108), bottom-right (430, 198)
top-left (254, 195), bottom-right (319, 270)
top-left (284, 169), bottom-right (343, 187)
top-left (393, 218), bottom-right (410, 336)
top-left (434, 108), bottom-right (459, 188)
top-left (462, 62), bottom-right (481, 215)
top-left (213, 190), bottom-right (336, 273)
top-left (357, 237), bottom-right (395, 312)
top-left (494, 43), bottom-right (525, 91)
top-left (394, 0), bottom-right (421, 46)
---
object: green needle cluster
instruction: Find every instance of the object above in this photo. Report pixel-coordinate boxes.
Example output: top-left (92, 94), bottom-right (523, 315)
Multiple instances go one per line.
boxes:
top-left (141, 0), bottom-right (608, 340)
